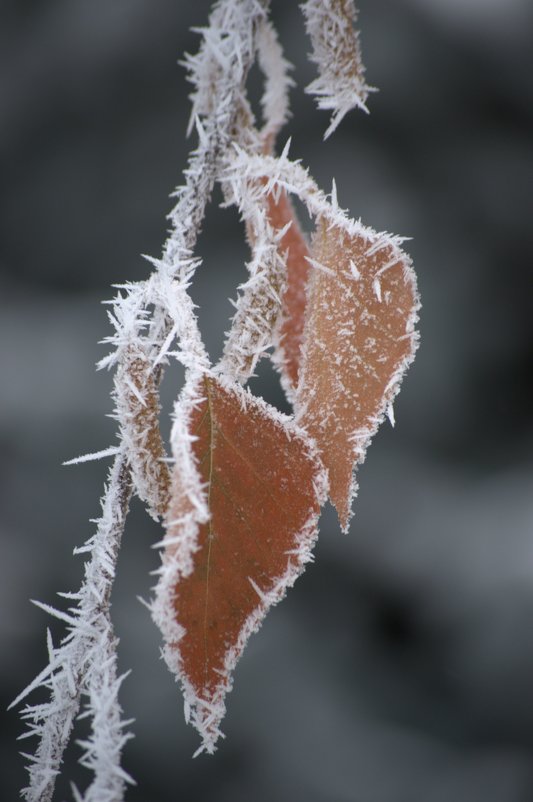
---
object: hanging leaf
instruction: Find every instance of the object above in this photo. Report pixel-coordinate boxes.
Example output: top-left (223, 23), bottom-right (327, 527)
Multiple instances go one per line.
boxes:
top-left (115, 347), bottom-right (170, 519)
top-left (155, 373), bottom-right (327, 753)
top-left (267, 189), bottom-right (311, 396)
top-left (230, 160), bottom-right (310, 393)
top-left (296, 220), bottom-right (419, 530)
top-left (220, 179), bottom-right (288, 385)
top-left (301, 0), bottom-right (373, 138)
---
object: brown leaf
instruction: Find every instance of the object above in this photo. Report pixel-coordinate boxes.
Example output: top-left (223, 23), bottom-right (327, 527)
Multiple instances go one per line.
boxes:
top-left (301, 0), bottom-right (372, 137)
top-left (159, 373), bottom-right (326, 752)
top-left (267, 190), bottom-right (311, 394)
top-left (296, 220), bottom-right (419, 530)
top-left (116, 347), bottom-right (170, 519)
top-left (244, 133), bottom-right (311, 394)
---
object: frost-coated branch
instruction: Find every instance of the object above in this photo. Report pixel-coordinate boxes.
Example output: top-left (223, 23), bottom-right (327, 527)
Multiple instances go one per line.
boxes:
top-left (13, 454), bottom-right (133, 802)
top-left (256, 18), bottom-right (294, 144)
top-left (164, 0), bottom-right (271, 267)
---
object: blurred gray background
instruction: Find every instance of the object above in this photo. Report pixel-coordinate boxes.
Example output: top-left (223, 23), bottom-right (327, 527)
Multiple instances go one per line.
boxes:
top-left (2, 1), bottom-right (533, 800)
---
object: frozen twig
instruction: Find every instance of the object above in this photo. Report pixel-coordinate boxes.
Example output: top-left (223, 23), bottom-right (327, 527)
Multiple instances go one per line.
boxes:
top-left (256, 17), bottom-right (294, 144)
top-left (14, 454), bottom-right (132, 802)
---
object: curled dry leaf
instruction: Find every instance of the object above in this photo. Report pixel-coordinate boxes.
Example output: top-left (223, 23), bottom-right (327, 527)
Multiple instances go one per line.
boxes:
top-left (301, 0), bottom-right (372, 137)
top-left (157, 373), bottom-right (327, 753)
top-left (296, 220), bottom-right (419, 530)
top-left (220, 184), bottom-right (287, 385)
top-left (267, 189), bottom-right (311, 395)
top-left (234, 159), bottom-right (310, 392)
top-left (115, 347), bottom-right (170, 519)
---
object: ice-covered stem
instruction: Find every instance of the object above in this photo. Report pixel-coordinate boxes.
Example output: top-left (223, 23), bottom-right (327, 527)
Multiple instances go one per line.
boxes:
top-left (13, 455), bottom-right (133, 802)
top-left (164, 0), bottom-right (271, 266)
top-left (301, 0), bottom-right (372, 138)
top-left (104, 0), bottom-right (276, 405)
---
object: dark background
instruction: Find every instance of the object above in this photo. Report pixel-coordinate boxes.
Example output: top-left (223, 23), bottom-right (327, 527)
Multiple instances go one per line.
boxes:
top-left (2, 1), bottom-right (533, 800)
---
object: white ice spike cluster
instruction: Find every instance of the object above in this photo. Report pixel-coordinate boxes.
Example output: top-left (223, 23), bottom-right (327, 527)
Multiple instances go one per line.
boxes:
top-left (15, 1), bottom-right (420, 797)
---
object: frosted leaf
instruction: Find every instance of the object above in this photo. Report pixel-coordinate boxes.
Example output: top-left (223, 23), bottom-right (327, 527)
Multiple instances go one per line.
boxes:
top-left (114, 347), bottom-right (170, 520)
top-left (219, 186), bottom-right (288, 384)
top-left (266, 188), bottom-right (311, 397)
top-left (296, 219), bottom-right (420, 529)
top-left (222, 140), bottom-right (311, 396)
top-left (152, 373), bottom-right (327, 753)
top-left (301, 0), bottom-right (373, 138)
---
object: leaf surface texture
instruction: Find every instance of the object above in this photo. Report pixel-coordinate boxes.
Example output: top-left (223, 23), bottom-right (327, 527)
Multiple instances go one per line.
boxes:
top-left (297, 222), bottom-right (419, 529)
top-left (160, 374), bottom-right (326, 751)
top-left (267, 190), bottom-right (311, 394)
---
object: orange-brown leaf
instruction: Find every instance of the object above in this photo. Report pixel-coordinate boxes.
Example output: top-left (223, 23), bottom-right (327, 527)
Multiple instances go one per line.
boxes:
top-left (267, 190), bottom-right (311, 394)
top-left (296, 221), bottom-right (419, 530)
top-left (116, 347), bottom-right (170, 519)
top-left (161, 374), bottom-right (326, 751)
